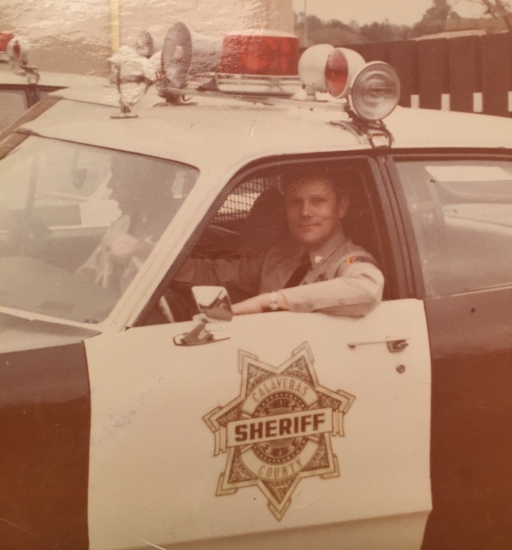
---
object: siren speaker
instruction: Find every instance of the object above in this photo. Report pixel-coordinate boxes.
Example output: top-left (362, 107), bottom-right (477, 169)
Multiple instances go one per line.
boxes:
top-left (162, 22), bottom-right (222, 88)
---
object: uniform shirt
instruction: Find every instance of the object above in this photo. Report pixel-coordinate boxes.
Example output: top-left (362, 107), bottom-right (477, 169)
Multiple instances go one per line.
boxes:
top-left (176, 230), bottom-right (384, 317)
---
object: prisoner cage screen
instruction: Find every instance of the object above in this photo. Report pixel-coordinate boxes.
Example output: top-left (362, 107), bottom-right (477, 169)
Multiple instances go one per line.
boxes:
top-left (214, 176), bottom-right (282, 225)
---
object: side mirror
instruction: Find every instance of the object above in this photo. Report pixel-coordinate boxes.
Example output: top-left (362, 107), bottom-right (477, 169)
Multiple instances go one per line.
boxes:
top-left (192, 286), bottom-right (233, 322)
top-left (173, 286), bottom-right (232, 346)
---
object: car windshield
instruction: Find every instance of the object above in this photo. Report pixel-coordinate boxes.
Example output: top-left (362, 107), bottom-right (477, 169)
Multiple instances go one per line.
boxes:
top-left (0, 136), bottom-right (198, 325)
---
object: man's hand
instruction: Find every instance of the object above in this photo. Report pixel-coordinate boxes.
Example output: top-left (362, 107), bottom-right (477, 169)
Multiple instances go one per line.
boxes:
top-left (109, 233), bottom-right (141, 258)
top-left (232, 291), bottom-right (289, 315)
top-left (109, 234), bottom-right (153, 260)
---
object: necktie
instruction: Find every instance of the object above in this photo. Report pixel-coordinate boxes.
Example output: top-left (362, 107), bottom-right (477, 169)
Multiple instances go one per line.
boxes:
top-left (284, 252), bottom-right (311, 288)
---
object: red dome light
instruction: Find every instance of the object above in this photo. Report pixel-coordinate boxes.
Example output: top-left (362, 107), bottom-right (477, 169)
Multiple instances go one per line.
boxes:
top-left (325, 49), bottom-right (349, 98)
top-left (0, 32), bottom-right (14, 52)
top-left (221, 32), bottom-right (299, 76)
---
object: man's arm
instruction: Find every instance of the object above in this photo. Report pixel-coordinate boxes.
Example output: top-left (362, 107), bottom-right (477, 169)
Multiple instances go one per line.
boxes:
top-left (231, 290), bottom-right (289, 315)
top-left (232, 261), bottom-right (384, 316)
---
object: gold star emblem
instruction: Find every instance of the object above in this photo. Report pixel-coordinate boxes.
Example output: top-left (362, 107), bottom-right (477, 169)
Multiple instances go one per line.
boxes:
top-left (203, 342), bottom-right (355, 520)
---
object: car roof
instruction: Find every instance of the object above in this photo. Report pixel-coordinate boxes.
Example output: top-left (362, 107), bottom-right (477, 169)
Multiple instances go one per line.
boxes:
top-left (15, 81), bottom-right (512, 176)
top-left (21, 89), bottom-right (367, 174)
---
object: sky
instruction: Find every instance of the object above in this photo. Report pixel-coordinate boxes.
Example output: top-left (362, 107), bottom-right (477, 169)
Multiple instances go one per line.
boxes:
top-left (291, 0), bottom-right (486, 26)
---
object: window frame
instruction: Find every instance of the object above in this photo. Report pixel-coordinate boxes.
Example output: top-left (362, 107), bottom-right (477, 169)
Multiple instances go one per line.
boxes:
top-left (0, 134), bottom-right (200, 327)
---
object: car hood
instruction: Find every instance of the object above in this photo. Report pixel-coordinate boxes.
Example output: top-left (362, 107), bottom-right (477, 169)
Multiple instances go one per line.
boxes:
top-left (0, 312), bottom-right (99, 354)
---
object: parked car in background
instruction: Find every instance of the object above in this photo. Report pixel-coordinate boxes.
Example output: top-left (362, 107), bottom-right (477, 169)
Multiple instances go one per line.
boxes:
top-left (0, 63), bottom-right (106, 131)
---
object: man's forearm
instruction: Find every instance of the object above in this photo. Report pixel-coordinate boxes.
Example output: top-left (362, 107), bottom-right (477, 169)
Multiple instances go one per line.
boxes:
top-left (232, 291), bottom-right (289, 315)
top-left (279, 263), bottom-right (384, 316)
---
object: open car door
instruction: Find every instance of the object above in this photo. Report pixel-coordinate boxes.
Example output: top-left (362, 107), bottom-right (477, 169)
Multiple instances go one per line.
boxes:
top-left (85, 297), bottom-right (431, 550)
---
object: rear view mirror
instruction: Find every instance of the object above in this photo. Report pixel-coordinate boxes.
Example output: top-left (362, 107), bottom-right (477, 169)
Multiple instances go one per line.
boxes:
top-left (192, 286), bottom-right (232, 322)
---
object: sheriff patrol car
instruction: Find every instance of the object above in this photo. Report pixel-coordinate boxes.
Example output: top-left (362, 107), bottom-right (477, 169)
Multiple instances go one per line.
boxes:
top-left (1, 22), bottom-right (512, 550)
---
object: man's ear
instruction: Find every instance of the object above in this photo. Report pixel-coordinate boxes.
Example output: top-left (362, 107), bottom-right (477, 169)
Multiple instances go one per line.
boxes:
top-left (337, 194), bottom-right (350, 219)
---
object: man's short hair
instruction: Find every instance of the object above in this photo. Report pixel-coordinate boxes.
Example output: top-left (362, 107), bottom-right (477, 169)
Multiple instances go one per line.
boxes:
top-left (281, 165), bottom-right (348, 198)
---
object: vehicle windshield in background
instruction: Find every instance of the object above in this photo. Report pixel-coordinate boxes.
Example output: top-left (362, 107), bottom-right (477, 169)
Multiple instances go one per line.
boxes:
top-left (0, 136), bottom-right (198, 324)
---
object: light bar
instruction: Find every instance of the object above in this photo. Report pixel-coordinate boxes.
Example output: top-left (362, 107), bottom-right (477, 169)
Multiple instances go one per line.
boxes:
top-left (349, 62), bottom-right (400, 122)
top-left (325, 48), bottom-right (364, 98)
top-left (159, 24), bottom-right (302, 96)
top-left (161, 22), bottom-right (222, 88)
top-left (0, 31), bottom-right (14, 52)
top-left (297, 44), bottom-right (334, 94)
top-left (220, 30), bottom-right (299, 76)
top-left (298, 44), bottom-right (401, 121)
top-left (298, 45), bottom-right (364, 99)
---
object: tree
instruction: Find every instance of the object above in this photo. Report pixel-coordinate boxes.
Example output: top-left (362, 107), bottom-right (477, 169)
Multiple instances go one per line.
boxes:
top-left (430, 0), bottom-right (512, 33)
top-left (359, 20), bottom-right (411, 42)
top-left (472, 0), bottom-right (512, 32)
top-left (294, 14), bottom-right (364, 46)
top-left (412, 0), bottom-right (453, 36)
top-left (294, 14), bottom-right (412, 45)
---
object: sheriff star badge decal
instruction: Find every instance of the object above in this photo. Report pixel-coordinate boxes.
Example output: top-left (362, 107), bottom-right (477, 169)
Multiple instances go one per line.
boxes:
top-left (203, 342), bottom-right (355, 520)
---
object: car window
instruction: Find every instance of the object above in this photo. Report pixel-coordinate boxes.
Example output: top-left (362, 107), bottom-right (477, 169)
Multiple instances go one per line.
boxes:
top-left (396, 159), bottom-right (512, 296)
top-left (0, 135), bottom-right (199, 324)
top-left (199, 165), bottom-right (379, 263)
top-left (156, 161), bottom-right (382, 324)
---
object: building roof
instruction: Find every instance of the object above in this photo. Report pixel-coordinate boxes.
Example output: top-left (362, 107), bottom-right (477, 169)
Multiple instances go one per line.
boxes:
top-left (415, 29), bottom-right (492, 40)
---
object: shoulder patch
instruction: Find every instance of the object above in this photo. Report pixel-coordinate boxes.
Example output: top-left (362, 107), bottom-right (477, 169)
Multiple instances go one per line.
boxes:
top-left (345, 254), bottom-right (379, 268)
top-left (346, 255), bottom-right (370, 265)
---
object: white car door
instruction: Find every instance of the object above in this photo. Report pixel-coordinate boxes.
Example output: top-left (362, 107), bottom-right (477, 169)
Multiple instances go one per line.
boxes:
top-left (85, 298), bottom-right (431, 550)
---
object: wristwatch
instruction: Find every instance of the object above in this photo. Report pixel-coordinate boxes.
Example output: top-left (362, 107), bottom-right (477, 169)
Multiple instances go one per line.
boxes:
top-left (269, 291), bottom-right (280, 311)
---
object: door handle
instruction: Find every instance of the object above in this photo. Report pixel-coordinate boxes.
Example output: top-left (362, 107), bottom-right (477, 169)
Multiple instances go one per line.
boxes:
top-left (347, 338), bottom-right (409, 353)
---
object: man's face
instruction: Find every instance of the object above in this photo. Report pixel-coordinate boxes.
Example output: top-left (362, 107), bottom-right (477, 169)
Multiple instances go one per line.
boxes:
top-left (108, 169), bottom-right (136, 214)
top-left (284, 176), bottom-right (349, 250)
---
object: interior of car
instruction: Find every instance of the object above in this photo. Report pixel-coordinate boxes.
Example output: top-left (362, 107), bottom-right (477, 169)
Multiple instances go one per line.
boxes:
top-left (152, 161), bottom-right (384, 324)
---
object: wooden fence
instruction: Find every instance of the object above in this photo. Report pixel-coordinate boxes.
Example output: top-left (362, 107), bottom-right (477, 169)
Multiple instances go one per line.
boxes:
top-left (345, 33), bottom-right (512, 117)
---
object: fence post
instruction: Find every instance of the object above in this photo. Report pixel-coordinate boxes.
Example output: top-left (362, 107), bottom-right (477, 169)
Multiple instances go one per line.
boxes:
top-left (418, 39), bottom-right (448, 110)
top-left (449, 36), bottom-right (478, 113)
top-left (389, 40), bottom-right (418, 108)
top-left (349, 42), bottom-right (389, 63)
top-left (481, 33), bottom-right (509, 116)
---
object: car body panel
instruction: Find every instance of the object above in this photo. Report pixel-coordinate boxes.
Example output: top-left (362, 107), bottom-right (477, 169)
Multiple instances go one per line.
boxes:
top-left (0, 342), bottom-right (90, 549)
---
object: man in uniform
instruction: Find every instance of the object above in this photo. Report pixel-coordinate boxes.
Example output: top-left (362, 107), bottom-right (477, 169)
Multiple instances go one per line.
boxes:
top-left (176, 168), bottom-right (384, 317)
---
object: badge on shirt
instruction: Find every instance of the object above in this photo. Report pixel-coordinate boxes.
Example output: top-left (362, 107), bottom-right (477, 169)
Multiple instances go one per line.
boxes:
top-left (203, 342), bottom-right (355, 520)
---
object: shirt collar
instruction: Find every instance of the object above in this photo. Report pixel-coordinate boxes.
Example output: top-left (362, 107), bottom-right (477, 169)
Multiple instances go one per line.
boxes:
top-left (307, 230), bottom-right (347, 266)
